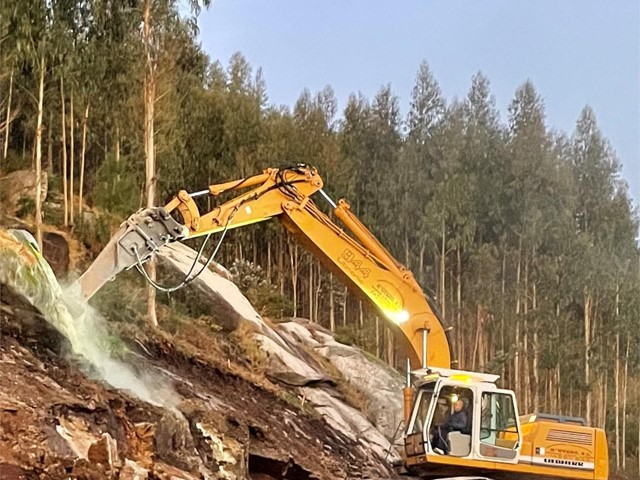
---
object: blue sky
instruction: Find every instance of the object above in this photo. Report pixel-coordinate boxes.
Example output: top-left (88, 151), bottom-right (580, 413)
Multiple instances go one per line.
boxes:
top-left (197, 0), bottom-right (640, 206)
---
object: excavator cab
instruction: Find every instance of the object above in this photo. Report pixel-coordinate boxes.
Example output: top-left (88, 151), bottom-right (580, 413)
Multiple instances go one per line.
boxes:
top-left (403, 368), bottom-right (521, 476)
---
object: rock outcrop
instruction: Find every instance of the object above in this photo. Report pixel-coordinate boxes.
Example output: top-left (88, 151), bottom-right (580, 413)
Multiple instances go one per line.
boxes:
top-left (158, 243), bottom-right (404, 457)
top-left (0, 169), bottom-right (47, 216)
top-left (275, 320), bottom-right (405, 442)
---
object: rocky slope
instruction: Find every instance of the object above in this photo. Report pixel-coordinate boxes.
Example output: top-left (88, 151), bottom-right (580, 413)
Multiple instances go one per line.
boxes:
top-left (0, 229), bottom-right (404, 479)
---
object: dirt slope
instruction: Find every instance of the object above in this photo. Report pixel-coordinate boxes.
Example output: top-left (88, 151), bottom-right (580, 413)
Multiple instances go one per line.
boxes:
top-left (0, 284), bottom-right (396, 480)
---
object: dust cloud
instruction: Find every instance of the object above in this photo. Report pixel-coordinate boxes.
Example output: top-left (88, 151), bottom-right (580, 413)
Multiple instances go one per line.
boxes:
top-left (0, 229), bottom-right (180, 409)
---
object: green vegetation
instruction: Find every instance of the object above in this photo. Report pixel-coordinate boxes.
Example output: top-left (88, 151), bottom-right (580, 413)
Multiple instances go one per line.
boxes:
top-left (230, 258), bottom-right (293, 318)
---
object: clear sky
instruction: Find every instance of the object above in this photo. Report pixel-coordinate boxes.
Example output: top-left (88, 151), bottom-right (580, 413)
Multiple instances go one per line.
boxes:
top-left (197, 0), bottom-right (640, 206)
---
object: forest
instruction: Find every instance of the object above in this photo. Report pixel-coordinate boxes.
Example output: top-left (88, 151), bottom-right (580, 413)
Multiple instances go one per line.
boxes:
top-left (1, 0), bottom-right (639, 473)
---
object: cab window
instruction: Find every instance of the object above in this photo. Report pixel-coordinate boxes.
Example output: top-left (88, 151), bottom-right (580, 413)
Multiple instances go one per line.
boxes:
top-left (429, 386), bottom-right (473, 434)
top-left (479, 392), bottom-right (519, 459)
top-left (428, 386), bottom-right (473, 457)
top-left (409, 385), bottom-right (435, 434)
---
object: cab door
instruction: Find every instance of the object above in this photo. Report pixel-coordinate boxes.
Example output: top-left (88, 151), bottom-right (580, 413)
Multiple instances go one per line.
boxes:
top-left (404, 384), bottom-right (436, 457)
top-left (475, 389), bottom-right (521, 463)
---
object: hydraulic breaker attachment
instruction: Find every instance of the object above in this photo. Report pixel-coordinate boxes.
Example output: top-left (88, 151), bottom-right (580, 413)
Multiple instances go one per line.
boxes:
top-left (78, 207), bottom-right (188, 300)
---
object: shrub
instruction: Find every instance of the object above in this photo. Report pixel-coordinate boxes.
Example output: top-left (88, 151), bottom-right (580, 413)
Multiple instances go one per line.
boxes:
top-left (229, 258), bottom-right (293, 318)
top-left (91, 154), bottom-right (142, 218)
top-left (16, 196), bottom-right (35, 218)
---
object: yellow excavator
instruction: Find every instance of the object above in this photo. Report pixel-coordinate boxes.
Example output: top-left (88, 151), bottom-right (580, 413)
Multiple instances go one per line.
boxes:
top-left (78, 164), bottom-right (609, 480)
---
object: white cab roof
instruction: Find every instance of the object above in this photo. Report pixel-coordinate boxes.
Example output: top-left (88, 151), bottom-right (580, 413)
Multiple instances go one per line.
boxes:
top-left (410, 367), bottom-right (500, 385)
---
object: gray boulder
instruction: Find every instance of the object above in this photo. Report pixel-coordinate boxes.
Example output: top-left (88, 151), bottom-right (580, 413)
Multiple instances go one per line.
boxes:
top-left (156, 242), bottom-right (403, 461)
top-left (275, 320), bottom-right (405, 442)
top-left (0, 169), bottom-right (47, 216)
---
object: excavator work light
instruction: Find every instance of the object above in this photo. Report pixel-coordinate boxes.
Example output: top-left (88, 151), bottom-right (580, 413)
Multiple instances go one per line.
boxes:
top-left (385, 309), bottom-right (410, 324)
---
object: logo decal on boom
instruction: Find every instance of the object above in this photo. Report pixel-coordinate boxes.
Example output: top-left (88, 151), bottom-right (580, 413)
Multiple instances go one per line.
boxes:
top-left (339, 249), bottom-right (371, 279)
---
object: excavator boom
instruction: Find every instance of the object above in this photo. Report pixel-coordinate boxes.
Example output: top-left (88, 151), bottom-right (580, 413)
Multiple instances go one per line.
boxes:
top-left (78, 165), bottom-right (453, 369)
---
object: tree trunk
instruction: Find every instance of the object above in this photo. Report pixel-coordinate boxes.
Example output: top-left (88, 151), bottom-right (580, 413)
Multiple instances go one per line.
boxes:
top-left (439, 216), bottom-right (446, 321)
top-left (601, 371), bottom-right (607, 430)
top-left (621, 335), bottom-right (629, 470)
top-left (34, 56), bottom-right (45, 249)
top-left (404, 229), bottom-right (410, 267)
top-left (278, 232), bottom-right (284, 295)
top-left (556, 363), bottom-right (561, 415)
top-left (60, 79), bottom-right (68, 227)
top-left (523, 255), bottom-right (529, 414)
top-left (386, 326), bottom-right (394, 367)
top-left (143, 0), bottom-right (158, 329)
top-left (615, 323), bottom-right (620, 468)
top-left (46, 110), bottom-right (53, 175)
top-left (288, 240), bottom-right (299, 316)
top-left (103, 130), bottom-right (107, 163)
top-left (472, 304), bottom-right (482, 371)
top-left (78, 103), bottom-right (89, 224)
top-left (457, 247), bottom-right (463, 367)
top-left (314, 265), bottom-right (322, 323)
top-left (515, 238), bottom-right (522, 406)
top-left (375, 315), bottom-right (380, 358)
top-left (342, 287), bottom-right (348, 326)
top-left (500, 247), bottom-right (506, 379)
top-left (584, 289), bottom-right (591, 425)
top-left (308, 258), bottom-right (313, 322)
top-left (545, 370), bottom-right (550, 412)
top-left (569, 384), bottom-right (573, 417)
top-left (69, 90), bottom-right (75, 225)
top-left (615, 282), bottom-right (623, 468)
top-left (555, 261), bottom-right (562, 415)
top-left (115, 124), bottom-right (120, 163)
top-left (418, 244), bottom-right (425, 286)
top-left (532, 280), bottom-right (539, 413)
top-left (3, 66), bottom-right (13, 161)
top-left (266, 239), bottom-right (272, 282)
top-left (329, 273), bottom-right (335, 332)
top-left (252, 229), bottom-right (257, 265)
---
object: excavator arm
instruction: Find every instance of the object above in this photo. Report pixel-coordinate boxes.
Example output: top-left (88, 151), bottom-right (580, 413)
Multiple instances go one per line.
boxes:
top-left (78, 165), bottom-right (453, 369)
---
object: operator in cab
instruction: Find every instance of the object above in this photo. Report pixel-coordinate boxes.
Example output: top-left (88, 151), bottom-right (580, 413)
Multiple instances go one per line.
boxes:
top-left (431, 399), bottom-right (468, 454)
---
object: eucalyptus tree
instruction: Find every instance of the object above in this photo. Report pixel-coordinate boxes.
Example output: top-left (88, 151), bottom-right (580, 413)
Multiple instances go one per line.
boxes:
top-left (139, 0), bottom-right (211, 328)
top-left (570, 106), bottom-right (621, 424)
top-left (365, 84), bottom-right (403, 362)
top-left (0, 6), bottom-right (17, 162)
top-left (403, 61), bottom-right (445, 279)
top-left (290, 86), bottom-right (339, 322)
top-left (5, 0), bottom-right (54, 247)
top-left (339, 93), bottom-right (370, 205)
top-left (223, 52), bottom-right (263, 177)
top-left (462, 72), bottom-right (505, 245)
top-left (425, 101), bottom-right (467, 329)
top-left (506, 81), bottom-right (553, 413)
top-left (48, 0), bottom-right (82, 226)
top-left (362, 84), bottom-right (402, 243)
top-left (459, 73), bottom-right (507, 372)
